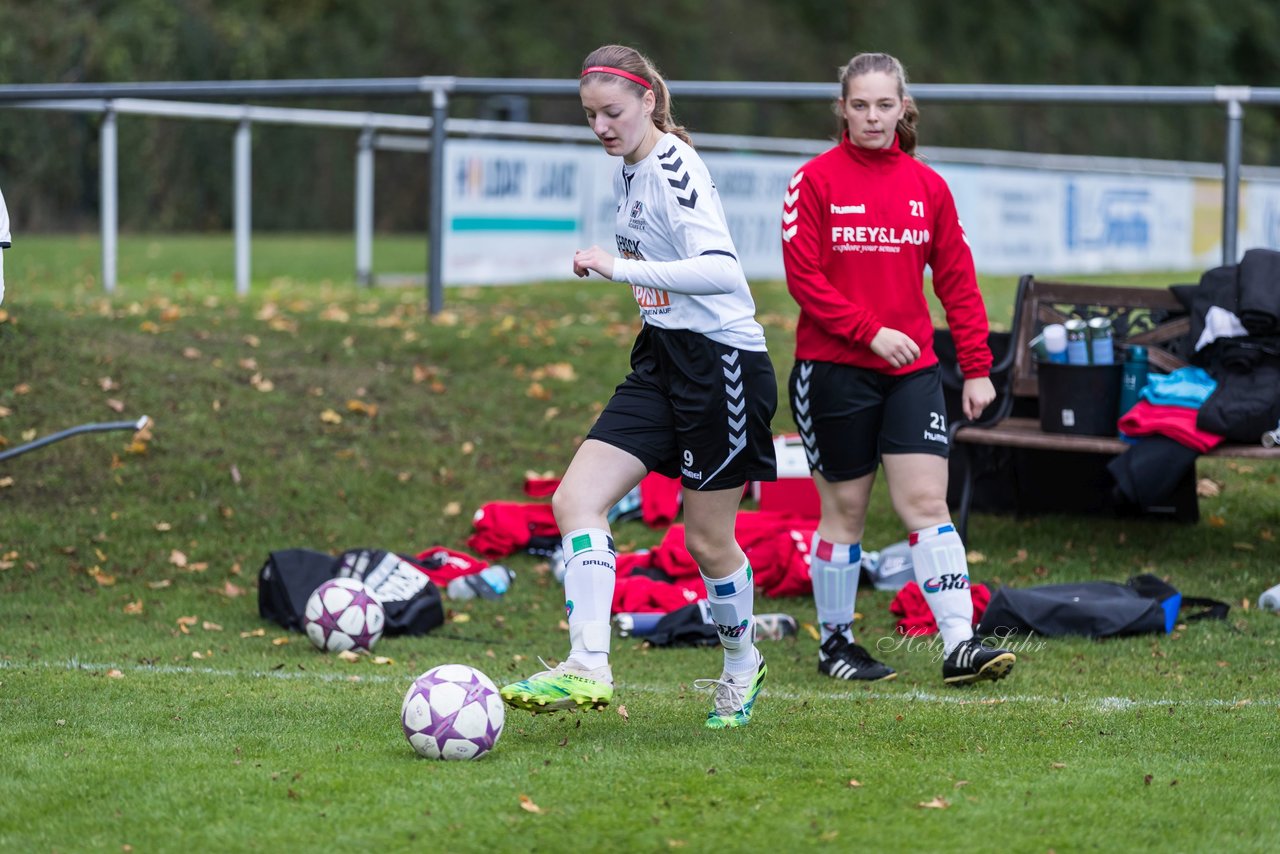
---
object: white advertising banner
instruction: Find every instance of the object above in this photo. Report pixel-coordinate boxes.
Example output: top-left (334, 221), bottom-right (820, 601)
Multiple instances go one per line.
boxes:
top-left (443, 138), bottom-right (1280, 285)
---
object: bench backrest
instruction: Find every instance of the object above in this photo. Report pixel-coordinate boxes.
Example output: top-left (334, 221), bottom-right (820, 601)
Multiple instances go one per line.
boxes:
top-left (1010, 275), bottom-right (1191, 398)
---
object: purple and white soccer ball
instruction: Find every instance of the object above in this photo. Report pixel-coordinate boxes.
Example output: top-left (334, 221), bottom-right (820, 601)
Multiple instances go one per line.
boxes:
top-left (401, 664), bottom-right (505, 760)
top-left (303, 577), bottom-right (385, 652)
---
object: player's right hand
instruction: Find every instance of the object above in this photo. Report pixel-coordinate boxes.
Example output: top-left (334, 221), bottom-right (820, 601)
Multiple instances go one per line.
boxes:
top-left (869, 327), bottom-right (920, 370)
top-left (572, 246), bottom-right (615, 280)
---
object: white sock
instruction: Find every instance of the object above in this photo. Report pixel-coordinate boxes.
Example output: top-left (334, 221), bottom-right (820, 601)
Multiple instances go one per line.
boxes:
top-left (909, 523), bottom-right (973, 656)
top-left (561, 528), bottom-right (616, 670)
top-left (700, 560), bottom-right (758, 674)
top-left (810, 535), bottom-right (861, 645)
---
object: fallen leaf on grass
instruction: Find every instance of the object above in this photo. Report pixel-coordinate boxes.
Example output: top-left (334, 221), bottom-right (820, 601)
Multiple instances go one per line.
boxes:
top-left (176, 616), bottom-right (198, 634)
top-left (202, 621), bottom-right (223, 632)
top-left (271, 636), bottom-right (290, 646)
top-left (1207, 515), bottom-right (1226, 528)
top-left (526, 382), bottom-right (551, 401)
top-left (847, 779), bottom-right (863, 788)
top-left (154, 522), bottom-right (172, 532)
top-left (106, 398), bottom-right (126, 413)
top-left (0, 477), bottom-right (13, 489)
top-left (917, 797), bottom-right (950, 809)
top-left (87, 566), bottom-right (116, 586)
top-left (106, 669), bottom-right (124, 679)
top-left (541, 362), bottom-right (578, 382)
top-left (346, 399), bottom-right (378, 417)
top-left (169, 550), bottom-right (188, 568)
top-left (616, 705), bottom-right (629, 722)
top-left (240, 628), bottom-right (266, 638)
top-left (443, 501), bottom-right (462, 517)
top-left (802, 622), bottom-right (820, 641)
top-left (123, 600), bottom-right (144, 615)
top-left (1050, 762), bottom-right (1067, 769)
top-left (221, 581), bottom-right (246, 598)
top-left (1144, 774), bottom-right (1153, 785)
top-left (966, 551), bottom-right (986, 564)
top-left (371, 656), bottom-right (395, 666)
top-left (182, 347), bottom-right (202, 360)
top-left (1196, 478), bottom-right (1222, 497)
top-left (953, 780), bottom-right (970, 788)
top-left (518, 794), bottom-right (543, 814)
top-left (337, 650), bottom-right (362, 663)
top-left (451, 613), bottom-right (471, 623)
top-left (99, 376), bottom-right (118, 391)
top-left (319, 409), bottom-right (343, 425)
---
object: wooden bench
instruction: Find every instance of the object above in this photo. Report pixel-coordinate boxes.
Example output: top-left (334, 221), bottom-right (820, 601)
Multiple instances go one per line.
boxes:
top-left (947, 274), bottom-right (1280, 541)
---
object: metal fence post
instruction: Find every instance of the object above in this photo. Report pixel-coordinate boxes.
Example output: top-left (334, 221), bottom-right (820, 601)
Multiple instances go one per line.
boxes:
top-left (100, 102), bottom-right (118, 294)
top-left (234, 117), bottom-right (252, 296)
top-left (355, 126), bottom-right (374, 286)
top-left (427, 87), bottom-right (448, 315)
top-left (1219, 91), bottom-right (1246, 265)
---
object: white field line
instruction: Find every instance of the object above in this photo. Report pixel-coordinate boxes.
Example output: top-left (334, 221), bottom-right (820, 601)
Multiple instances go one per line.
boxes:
top-left (1, 658), bottom-right (1274, 713)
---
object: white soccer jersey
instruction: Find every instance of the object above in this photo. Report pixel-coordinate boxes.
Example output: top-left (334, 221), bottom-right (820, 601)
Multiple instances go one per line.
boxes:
top-left (611, 134), bottom-right (766, 351)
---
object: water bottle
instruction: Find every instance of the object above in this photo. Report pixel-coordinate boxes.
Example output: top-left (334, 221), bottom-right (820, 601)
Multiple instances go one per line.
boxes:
top-left (613, 611), bottom-right (665, 637)
top-left (446, 565), bottom-right (514, 600)
top-left (1087, 317), bottom-right (1115, 365)
top-left (1042, 323), bottom-right (1068, 364)
top-left (1064, 319), bottom-right (1090, 365)
top-left (1119, 345), bottom-right (1148, 418)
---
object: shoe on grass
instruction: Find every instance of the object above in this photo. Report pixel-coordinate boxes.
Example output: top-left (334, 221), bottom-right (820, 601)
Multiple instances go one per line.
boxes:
top-left (818, 633), bottom-right (897, 682)
top-left (942, 638), bottom-right (1015, 685)
top-left (695, 649), bottom-right (766, 729)
top-left (500, 658), bottom-right (614, 712)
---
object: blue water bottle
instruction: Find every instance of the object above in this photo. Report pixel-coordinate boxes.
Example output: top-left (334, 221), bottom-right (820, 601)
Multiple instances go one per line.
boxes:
top-left (1118, 345), bottom-right (1148, 439)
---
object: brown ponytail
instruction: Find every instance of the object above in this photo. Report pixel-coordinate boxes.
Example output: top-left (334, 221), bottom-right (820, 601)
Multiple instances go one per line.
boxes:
top-left (580, 45), bottom-right (692, 145)
top-left (835, 52), bottom-right (919, 156)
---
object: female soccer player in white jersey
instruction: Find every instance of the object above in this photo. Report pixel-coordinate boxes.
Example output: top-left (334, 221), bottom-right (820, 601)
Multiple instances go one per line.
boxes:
top-left (782, 53), bottom-right (1015, 685)
top-left (501, 44), bottom-right (779, 729)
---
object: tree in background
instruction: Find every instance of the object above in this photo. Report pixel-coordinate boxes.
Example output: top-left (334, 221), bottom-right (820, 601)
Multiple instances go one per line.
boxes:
top-left (1, 0), bottom-right (1278, 232)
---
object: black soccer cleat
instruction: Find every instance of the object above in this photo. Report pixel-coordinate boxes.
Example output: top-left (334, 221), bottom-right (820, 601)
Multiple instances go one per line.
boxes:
top-left (818, 633), bottom-right (897, 682)
top-left (942, 638), bottom-right (1016, 685)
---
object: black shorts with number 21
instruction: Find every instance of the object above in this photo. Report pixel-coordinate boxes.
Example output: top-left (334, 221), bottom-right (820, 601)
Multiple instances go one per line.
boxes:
top-left (789, 360), bottom-right (949, 482)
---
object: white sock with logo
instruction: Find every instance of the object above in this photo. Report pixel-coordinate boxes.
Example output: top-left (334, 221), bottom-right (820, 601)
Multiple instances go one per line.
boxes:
top-left (561, 528), bottom-right (616, 670)
top-left (699, 560), bottom-right (758, 675)
top-left (909, 523), bottom-right (973, 656)
top-left (810, 535), bottom-right (861, 644)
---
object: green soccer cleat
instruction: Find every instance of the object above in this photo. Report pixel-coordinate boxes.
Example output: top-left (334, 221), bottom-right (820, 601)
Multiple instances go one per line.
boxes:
top-left (695, 650), bottom-right (767, 729)
top-left (500, 658), bottom-right (614, 712)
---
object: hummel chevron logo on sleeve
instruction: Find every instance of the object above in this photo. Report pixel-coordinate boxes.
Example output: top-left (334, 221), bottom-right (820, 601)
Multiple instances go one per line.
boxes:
top-left (782, 170), bottom-right (803, 243)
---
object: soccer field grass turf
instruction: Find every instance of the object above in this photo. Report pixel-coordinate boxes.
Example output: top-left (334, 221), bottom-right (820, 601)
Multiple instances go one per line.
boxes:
top-left (1, 235), bottom-right (1277, 851)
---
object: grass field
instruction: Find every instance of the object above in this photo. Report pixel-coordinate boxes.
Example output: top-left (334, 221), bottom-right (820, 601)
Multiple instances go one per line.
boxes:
top-left (2, 235), bottom-right (1277, 852)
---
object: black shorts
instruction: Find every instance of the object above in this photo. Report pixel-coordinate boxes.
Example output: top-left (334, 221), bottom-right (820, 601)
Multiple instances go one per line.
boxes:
top-left (789, 360), bottom-right (949, 482)
top-left (588, 324), bottom-right (778, 491)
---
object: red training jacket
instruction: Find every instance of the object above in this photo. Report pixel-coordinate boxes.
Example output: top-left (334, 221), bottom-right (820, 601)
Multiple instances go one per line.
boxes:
top-left (782, 134), bottom-right (992, 379)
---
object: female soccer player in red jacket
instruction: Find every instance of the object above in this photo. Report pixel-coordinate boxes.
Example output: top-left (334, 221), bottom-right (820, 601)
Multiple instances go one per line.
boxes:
top-left (782, 52), bottom-right (1015, 685)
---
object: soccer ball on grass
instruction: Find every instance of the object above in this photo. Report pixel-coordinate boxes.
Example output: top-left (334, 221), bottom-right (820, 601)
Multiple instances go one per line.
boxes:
top-left (401, 664), bottom-right (505, 760)
top-left (303, 577), bottom-right (385, 652)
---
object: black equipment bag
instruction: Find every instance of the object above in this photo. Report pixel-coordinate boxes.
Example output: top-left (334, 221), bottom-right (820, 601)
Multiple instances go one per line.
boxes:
top-left (258, 547), bottom-right (445, 636)
top-left (977, 574), bottom-right (1228, 639)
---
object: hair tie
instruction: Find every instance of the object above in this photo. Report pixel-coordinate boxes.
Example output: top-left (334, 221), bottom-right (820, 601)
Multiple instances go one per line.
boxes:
top-left (581, 65), bottom-right (653, 90)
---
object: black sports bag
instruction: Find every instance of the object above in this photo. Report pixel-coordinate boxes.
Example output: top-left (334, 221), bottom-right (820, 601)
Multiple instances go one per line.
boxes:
top-left (976, 574), bottom-right (1228, 639)
top-left (258, 547), bottom-right (445, 636)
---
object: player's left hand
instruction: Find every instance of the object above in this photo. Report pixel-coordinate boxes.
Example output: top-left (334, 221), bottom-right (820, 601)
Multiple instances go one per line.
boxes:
top-left (572, 246), bottom-right (616, 280)
top-left (961, 376), bottom-right (996, 421)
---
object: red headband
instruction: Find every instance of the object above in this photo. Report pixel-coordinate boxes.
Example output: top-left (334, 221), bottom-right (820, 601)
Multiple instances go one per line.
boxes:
top-left (581, 65), bottom-right (653, 90)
